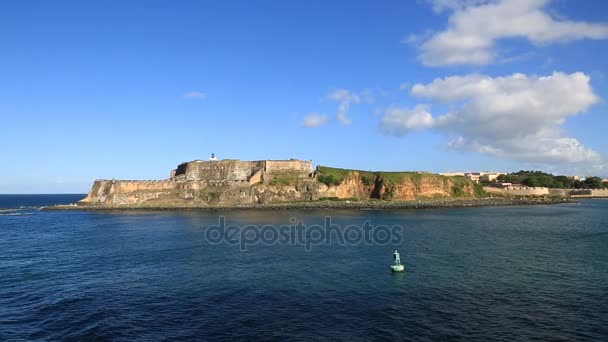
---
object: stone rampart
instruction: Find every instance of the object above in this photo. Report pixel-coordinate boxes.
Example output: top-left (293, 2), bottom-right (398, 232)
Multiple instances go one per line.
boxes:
top-left (570, 189), bottom-right (608, 197)
top-left (173, 159), bottom-right (313, 183)
top-left (265, 160), bottom-right (313, 174)
top-left (484, 186), bottom-right (550, 196)
top-left (176, 160), bottom-right (265, 182)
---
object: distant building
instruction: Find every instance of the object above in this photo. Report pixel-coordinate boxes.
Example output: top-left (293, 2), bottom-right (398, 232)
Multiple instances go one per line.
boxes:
top-left (439, 172), bottom-right (465, 177)
top-left (464, 171), bottom-right (505, 183)
top-left (439, 171), bottom-right (505, 183)
top-left (480, 172), bottom-right (503, 182)
top-left (465, 172), bottom-right (481, 182)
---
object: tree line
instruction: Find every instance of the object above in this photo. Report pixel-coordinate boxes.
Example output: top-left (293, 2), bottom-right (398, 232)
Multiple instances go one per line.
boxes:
top-left (494, 171), bottom-right (607, 189)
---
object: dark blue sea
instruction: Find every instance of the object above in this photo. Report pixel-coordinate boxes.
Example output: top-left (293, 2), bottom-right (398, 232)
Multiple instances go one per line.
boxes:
top-left (1, 195), bottom-right (607, 341)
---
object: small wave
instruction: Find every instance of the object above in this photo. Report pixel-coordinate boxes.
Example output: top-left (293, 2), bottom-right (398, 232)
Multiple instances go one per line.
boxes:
top-left (0, 212), bottom-right (34, 216)
top-left (0, 208), bottom-right (36, 216)
top-left (18, 206), bottom-right (44, 210)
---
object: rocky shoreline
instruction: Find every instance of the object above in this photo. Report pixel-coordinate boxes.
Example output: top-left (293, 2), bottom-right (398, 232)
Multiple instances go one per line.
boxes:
top-left (43, 197), bottom-right (576, 211)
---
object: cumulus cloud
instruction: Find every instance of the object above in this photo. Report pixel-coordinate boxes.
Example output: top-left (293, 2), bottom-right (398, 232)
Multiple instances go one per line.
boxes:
top-left (327, 89), bottom-right (362, 125)
top-left (416, 0), bottom-right (608, 66)
top-left (380, 105), bottom-right (435, 136)
top-left (183, 91), bottom-right (207, 99)
top-left (382, 72), bottom-right (603, 167)
top-left (302, 113), bottom-right (329, 128)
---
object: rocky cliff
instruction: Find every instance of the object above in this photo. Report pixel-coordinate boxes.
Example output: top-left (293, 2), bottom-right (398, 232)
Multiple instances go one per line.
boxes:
top-left (316, 167), bottom-right (474, 201)
top-left (77, 166), bottom-right (476, 208)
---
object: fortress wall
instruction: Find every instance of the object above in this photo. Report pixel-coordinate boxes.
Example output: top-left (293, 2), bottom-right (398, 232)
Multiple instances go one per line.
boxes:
top-left (79, 180), bottom-right (176, 204)
top-left (112, 180), bottom-right (175, 192)
top-left (488, 188), bottom-right (608, 198)
top-left (571, 189), bottom-right (608, 197)
top-left (265, 160), bottom-right (313, 175)
top-left (173, 159), bottom-right (313, 181)
top-left (79, 179), bottom-right (180, 206)
top-left (591, 189), bottom-right (608, 196)
top-left (483, 186), bottom-right (550, 196)
top-left (81, 180), bottom-right (114, 203)
top-left (549, 189), bottom-right (570, 197)
top-left (183, 160), bottom-right (265, 182)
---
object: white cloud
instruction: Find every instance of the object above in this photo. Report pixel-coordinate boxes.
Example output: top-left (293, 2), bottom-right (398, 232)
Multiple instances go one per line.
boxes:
top-left (183, 91), bottom-right (207, 99)
top-left (382, 72), bottom-right (604, 168)
top-left (327, 89), bottom-right (361, 125)
top-left (380, 105), bottom-right (435, 136)
top-left (416, 0), bottom-right (608, 66)
top-left (426, 0), bottom-right (487, 13)
top-left (399, 83), bottom-right (410, 91)
top-left (302, 113), bottom-right (329, 128)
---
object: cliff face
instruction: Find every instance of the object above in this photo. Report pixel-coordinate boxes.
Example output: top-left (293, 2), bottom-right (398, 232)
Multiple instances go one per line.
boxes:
top-left (317, 171), bottom-right (473, 201)
top-left (317, 172), bottom-right (375, 199)
top-left (78, 168), bottom-right (474, 208)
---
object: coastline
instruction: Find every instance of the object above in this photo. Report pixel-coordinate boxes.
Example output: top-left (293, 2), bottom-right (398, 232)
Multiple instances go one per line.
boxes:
top-left (43, 197), bottom-right (576, 211)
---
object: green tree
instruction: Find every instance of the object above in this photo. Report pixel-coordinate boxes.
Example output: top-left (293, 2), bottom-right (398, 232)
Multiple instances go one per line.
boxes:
top-left (523, 177), bottom-right (540, 187)
top-left (583, 176), bottom-right (603, 189)
top-left (554, 176), bottom-right (571, 188)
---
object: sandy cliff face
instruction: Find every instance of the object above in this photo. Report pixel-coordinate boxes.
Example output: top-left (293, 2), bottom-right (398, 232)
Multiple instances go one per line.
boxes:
top-left (316, 172), bottom-right (375, 199)
top-left (383, 176), bottom-right (473, 200)
top-left (317, 173), bottom-right (473, 201)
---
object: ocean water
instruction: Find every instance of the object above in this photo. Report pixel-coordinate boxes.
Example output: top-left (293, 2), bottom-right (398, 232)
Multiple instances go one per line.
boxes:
top-left (0, 194), bottom-right (84, 211)
top-left (1, 195), bottom-right (607, 341)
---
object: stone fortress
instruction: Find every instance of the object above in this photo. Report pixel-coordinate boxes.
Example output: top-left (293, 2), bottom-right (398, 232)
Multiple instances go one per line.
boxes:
top-left (169, 156), bottom-right (314, 185)
top-left (79, 155), bottom-right (320, 207)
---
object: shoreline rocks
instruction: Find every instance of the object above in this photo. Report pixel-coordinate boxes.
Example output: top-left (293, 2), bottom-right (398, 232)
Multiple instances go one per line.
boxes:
top-left (43, 197), bottom-right (576, 211)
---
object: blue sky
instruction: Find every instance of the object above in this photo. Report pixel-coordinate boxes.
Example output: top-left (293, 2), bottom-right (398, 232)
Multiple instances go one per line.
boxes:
top-left (1, 0), bottom-right (607, 193)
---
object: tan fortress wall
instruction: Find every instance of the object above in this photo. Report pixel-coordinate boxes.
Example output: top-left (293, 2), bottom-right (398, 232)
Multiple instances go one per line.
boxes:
top-left (265, 160), bottom-right (313, 174)
top-left (80, 179), bottom-right (176, 205)
top-left (484, 186), bottom-right (549, 196)
top-left (549, 189), bottom-right (570, 197)
top-left (175, 159), bottom-right (312, 182)
top-left (179, 160), bottom-right (265, 182)
top-left (570, 189), bottom-right (608, 197)
top-left (591, 189), bottom-right (608, 197)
